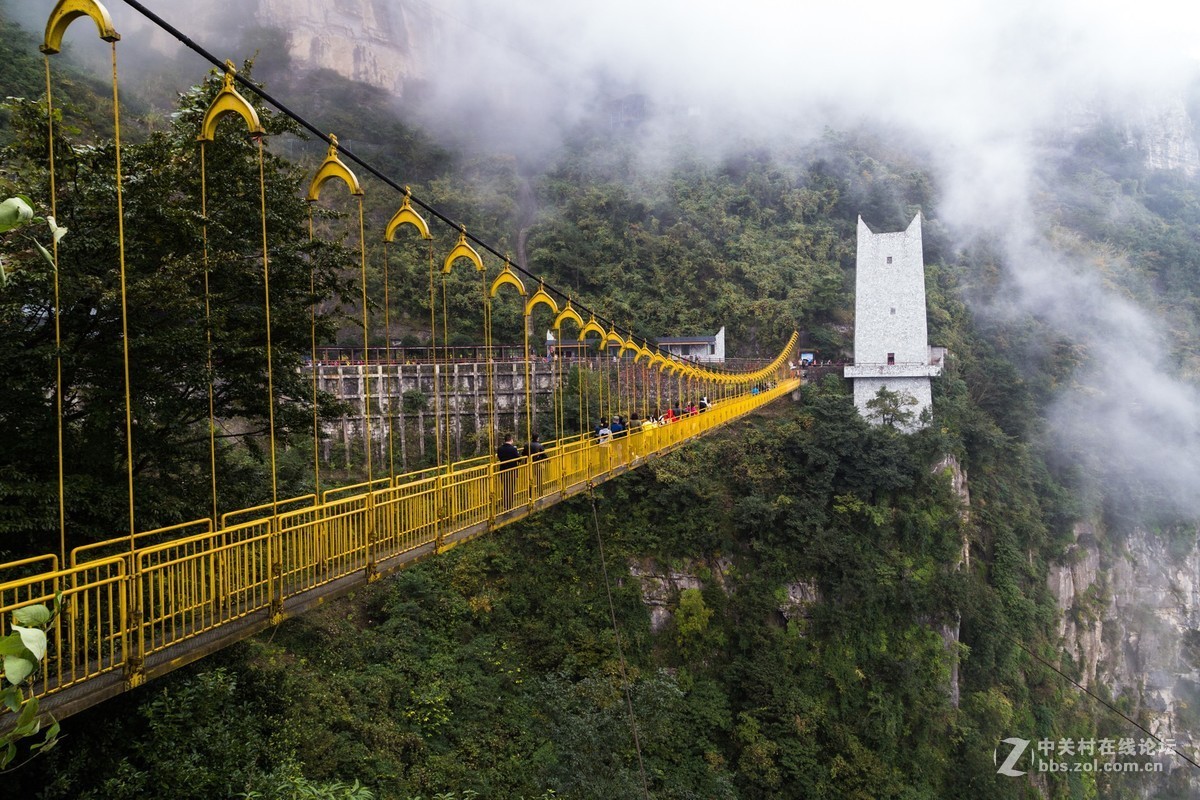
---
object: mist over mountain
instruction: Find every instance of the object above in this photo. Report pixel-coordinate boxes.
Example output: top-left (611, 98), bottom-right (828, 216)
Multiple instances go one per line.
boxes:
top-left (177, 0), bottom-right (1200, 518)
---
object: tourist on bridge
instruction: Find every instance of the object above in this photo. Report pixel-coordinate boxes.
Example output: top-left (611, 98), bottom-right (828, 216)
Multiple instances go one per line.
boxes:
top-left (610, 416), bottom-right (625, 437)
top-left (596, 419), bottom-right (612, 444)
top-left (523, 431), bottom-right (548, 461)
top-left (524, 431), bottom-right (548, 499)
top-left (496, 432), bottom-right (521, 511)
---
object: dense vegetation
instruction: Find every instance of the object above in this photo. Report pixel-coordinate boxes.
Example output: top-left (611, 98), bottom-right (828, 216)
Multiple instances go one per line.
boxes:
top-left (4, 5), bottom-right (1200, 799)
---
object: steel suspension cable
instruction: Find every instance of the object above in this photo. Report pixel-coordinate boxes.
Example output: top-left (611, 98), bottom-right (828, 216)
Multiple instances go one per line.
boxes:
top-left (43, 56), bottom-right (66, 565)
top-left (308, 208), bottom-right (321, 496)
top-left (356, 196), bottom-right (373, 488)
top-left (483, 273), bottom-right (495, 458)
top-left (523, 312), bottom-right (533, 447)
top-left (109, 42), bottom-right (137, 551)
top-left (382, 243), bottom-right (396, 479)
top-left (116, 0), bottom-right (743, 385)
top-left (440, 273), bottom-right (451, 467)
top-left (1003, 631), bottom-right (1200, 772)
top-left (256, 136), bottom-right (279, 513)
top-left (428, 240), bottom-right (440, 471)
top-left (587, 491), bottom-right (651, 800)
top-left (199, 141), bottom-right (219, 524)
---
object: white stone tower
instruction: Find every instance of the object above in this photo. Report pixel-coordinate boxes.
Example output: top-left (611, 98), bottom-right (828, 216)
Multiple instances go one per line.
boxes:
top-left (844, 215), bottom-right (943, 429)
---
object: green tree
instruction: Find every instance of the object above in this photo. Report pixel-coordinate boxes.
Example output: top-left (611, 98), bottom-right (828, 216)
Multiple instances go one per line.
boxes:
top-left (0, 68), bottom-right (354, 555)
top-left (864, 385), bottom-right (918, 429)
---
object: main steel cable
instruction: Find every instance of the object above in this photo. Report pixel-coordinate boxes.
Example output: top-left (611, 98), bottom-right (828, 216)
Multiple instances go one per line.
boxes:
top-left (1004, 631), bottom-right (1200, 772)
top-left (117, 0), bottom-right (738, 380)
top-left (588, 490), bottom-right (651, 799)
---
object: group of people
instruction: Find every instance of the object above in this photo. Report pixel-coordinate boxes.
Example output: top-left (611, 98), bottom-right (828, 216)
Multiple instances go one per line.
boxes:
top-left (650, 396), bottom-right (711, 425)
top-left (494, 431), bottom-right (549, 512)
top-left (590, 397), bottom-right (714, 441)
top-left (493, 394), bottom-right (718, 508)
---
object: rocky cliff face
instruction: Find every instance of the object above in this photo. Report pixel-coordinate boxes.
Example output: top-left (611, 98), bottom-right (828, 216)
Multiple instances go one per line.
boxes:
top-left (254, 0), bottom-right (438, 96)
top-left (1123, 98), bottom-right (1200, 175)
top-left (1048, 522), bottom-right (1199, 787)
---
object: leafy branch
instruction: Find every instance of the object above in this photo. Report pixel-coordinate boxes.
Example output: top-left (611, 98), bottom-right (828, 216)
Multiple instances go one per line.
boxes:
top-left (0, 194), bottom-right (66, 287)
top-left (0, 594), bottom-right (63, 769)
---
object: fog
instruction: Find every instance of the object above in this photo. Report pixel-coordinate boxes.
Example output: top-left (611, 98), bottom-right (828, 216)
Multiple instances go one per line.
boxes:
top-left (16, 0), bottom-right (1200, 516)
top-left (427, 0), bottom-right (1200, 517)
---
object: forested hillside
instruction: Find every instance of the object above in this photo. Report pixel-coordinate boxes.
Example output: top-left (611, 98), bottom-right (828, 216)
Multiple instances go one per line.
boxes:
top-left (5, 4), bottom-right (1200, 798)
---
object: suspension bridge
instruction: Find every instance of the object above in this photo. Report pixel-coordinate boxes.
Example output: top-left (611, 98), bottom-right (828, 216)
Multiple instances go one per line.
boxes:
top-left (0, 0), bottom-right (801, 726)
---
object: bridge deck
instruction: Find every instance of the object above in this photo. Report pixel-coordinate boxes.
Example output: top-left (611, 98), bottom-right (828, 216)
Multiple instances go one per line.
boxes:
top-left (0, 381), bottom-right (798, 726)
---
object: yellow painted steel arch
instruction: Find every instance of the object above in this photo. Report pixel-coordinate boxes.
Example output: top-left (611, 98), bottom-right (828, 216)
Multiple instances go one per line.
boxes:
top-left (197, 63), bottom-right (264, 142)
top-left (650, 352), bottom-right (668, 369)
top-left (621, 335), bottom-right (640, 356)
top-left (306, 136), bottom-right (363, 201)
top-left (604, 328), bottom-right (625, 349)
top-left (525, 283), bottom-right (559, 317)
top-left (490, 262), bottom-right (526, 297)
top-left (442, 228), bottom-right (484, 273)
top-left (554, 300), bottom-right (584, 332)
top-left (385, 189), bottom-right (432, 241)
top-left (578, 315), bottom-right (606, 342)
top-left (41, 0), bottom-right (119, 54)
top-left (636, 345), bottom-right (654, 363)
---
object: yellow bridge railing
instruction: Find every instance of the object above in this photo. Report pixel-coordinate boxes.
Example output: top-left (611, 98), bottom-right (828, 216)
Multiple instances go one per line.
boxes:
top-left (0, 380), bottom-right (799, 723)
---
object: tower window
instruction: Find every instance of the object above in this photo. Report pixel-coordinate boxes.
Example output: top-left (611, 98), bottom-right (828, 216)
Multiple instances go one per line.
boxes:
top-left (887, 352), bottom-right (895, 365)
top-left (886, 256), bottom-right (893, 264)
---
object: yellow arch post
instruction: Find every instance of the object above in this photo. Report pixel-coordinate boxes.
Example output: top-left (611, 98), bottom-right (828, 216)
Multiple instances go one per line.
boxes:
top-left (577, 315), bottom-right (606, 432)
top-left (39, 3), bottom-right (126, 563)
top-left (636, 344), bottom-right (654, 421)
top-left (307, 134), bottom-right (364, 201)
top-left (384, 188), bottom-right (433, 242)
top-left (649, 352), bottom-right (667, 414)
top-left (490, 263), bottom-right (527, 298)
top-left (307, 135), bottom-right (378, 580)
top-left (438, 229), bottom-right (486, 465)
top-left (197, 62), bottom-right (264, 142)
top-left (196, 61), bottom-right (267, 526)
top-left (442, 227), bottom-right (484, 274)
top-left (620, 334), bottom-right (641, 421)
top-left (381, 190), bottom-right (431, 482)
top-left (384, 187), bottom-right (435, 474)
top-left (552, 299), bottom-right (584, 442)
top-left (42, 0), bottom-right (147, 684)
top-left (602, 327), bottom-right (626, 420)
top-left (307, 136), bottom-right (366, 500)
top-left (553, 299), bottom-right (584, 333)
top-left (522, 282), bottom-right (559, 452)
top-left (578, 315), bottom-right (607, 342)
top-left (41, 0), bottom-right (119, 55)
top-left (487, 258), bottom-right (526, 468)
top-left (524, 281), bottom-right (559, 318)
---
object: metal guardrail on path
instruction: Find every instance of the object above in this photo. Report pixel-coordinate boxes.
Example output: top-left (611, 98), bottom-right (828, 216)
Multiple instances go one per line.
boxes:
top-left (0, 380), bottom-right (799, 725)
